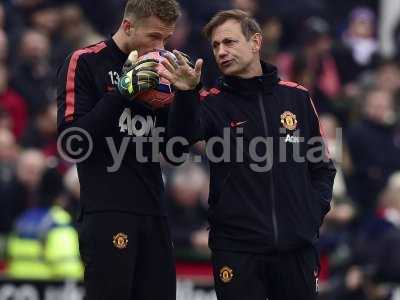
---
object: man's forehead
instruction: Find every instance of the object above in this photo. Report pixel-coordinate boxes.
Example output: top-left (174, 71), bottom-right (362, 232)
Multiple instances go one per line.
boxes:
top-left (211, 20), bottom-right (242, 42)
top-left (139, 15), bottom-right (176, 33)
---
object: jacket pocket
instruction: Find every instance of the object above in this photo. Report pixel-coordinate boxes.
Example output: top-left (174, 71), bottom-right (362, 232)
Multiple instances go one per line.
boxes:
top-left (214, 171), bottom-right (232, 207)
top-left (209, 171), bottom-right (232, 222)
top-left (310, 188), bottom-right (330, 227)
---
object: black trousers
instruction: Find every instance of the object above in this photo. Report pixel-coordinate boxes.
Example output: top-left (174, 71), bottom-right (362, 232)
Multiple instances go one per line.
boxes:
top-left (212, 245), bottom-right (319, 300)
top-left (77, 212), bottom-right (176, 300)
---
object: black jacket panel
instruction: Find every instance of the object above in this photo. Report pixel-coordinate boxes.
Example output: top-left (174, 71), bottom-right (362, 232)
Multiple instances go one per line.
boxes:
top-left (169, 62), bottom-right (336, 252)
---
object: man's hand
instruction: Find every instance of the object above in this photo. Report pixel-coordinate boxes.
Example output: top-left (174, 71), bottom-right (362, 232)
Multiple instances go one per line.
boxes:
top-left (159, 50), bottom-right (203, 91)
top-left (117, 50), bottom-right (160, 100)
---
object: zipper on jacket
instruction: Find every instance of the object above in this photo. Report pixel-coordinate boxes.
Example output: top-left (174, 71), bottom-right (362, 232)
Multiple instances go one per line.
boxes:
top-left (257, 92), bottom-right (279, 246)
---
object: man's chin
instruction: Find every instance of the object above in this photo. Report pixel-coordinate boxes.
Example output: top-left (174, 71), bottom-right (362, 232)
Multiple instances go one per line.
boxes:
top-left (219, 64), bottom-right (238, 76)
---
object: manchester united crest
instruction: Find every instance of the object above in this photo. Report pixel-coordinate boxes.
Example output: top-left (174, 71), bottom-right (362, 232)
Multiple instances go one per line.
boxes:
top-left (113, 233), bottom-right (128, 249)
top-left (280, 111), bottom-right (297, 130)
top-left (219, 266), bottom-right (234, 283)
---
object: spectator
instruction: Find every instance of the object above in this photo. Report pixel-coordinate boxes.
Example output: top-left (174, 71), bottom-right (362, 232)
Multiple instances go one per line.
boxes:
top-left (347, 89), bottom-right (400, 218)
top-left (0, 127), bottom-right (18, 268)
top-left (166, 11), bottom-right (192, 54)
top-left (334, 6), bottom-right (379, 85)
top-left (78, 0), bottom-right (126, 36)
top-left (299, 115), bottom-right (357, 298)
top-left (0, 129), bottom-right (19, 233)
top-left (374, 59), bottom-right (400, 95)
top-left (339, 174), bottom-right (400, 299)
top-left (6, 167), bottom-right (83, 280)
top-left (319, 113), bottom-right (352, 200)
top-left (275, 17), bottom-right (342, 117)
top-left (11, 0), bottom-right (47, 11)
top-left (318, 197), bottom-right (357, 299)
top-left (1, 3), bottom-right (23, 68)
top-left (11, 29), bottom-right (53, 116)
top-left (231, 0), bottom-right (259, 17)
top-left (0, 128), bottom-right (18, 165)
top-left (20, 101), bottom-right (57, 157)
top-left (28, 0), bottom-right (60, 38)
top-left (0, 108), bottom-right (11, 132)
top-left (177, 1), bottom-right (230, 87)
top-left (59, 3), bottom-right (103, 50)
top-left (61, 165), bottom-right (80, 221)
top-left (167, 163), bottom-right (209, 252)
top-left (292, 17), bottom-right (341, 107)
top-left (260, 16), bottom-right (283, 64)
top-left (0, 64), bottom-right (27, 139)
top-left (14, 149), bottom-right (47, 211)
top-left (366, 173), bottom-right (400, 283)
top-left (379, 0), bottom-right (400, 58)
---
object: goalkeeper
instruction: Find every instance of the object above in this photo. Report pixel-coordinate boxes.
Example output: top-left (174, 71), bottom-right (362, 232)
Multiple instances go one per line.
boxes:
top-left (56, 0), bottom-right (186, 299)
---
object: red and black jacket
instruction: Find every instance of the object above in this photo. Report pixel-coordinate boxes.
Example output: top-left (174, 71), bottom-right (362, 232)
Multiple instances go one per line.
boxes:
top-left (57, 39), bottom-right (175, 216)
top-left (168, 62), bottom-right (336, 253)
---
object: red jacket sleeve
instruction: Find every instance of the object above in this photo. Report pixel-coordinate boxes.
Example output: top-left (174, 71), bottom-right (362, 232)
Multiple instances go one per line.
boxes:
top-left (57, 51), bottom-right (126, 138)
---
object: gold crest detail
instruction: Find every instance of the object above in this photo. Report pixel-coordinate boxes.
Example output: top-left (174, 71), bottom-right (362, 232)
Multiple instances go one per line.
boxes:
top-left (113, 233), bottom-right (128, 249)
top-left (219, 266), bottom-right (234, 283)
top-left (280, 111), bottom-right (297, 130)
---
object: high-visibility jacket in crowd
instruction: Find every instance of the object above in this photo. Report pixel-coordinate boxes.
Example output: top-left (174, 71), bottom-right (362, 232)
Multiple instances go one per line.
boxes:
top-left (6, 206), bottom-right (83, 280)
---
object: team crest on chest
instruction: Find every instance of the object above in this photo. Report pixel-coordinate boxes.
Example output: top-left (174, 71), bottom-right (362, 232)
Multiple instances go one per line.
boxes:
top-left (113, 232), bottom-right (128, 249)
top-left (280, 111), bottom-right (297, 131)
top-left (219, 266), bottom-right (234, 283)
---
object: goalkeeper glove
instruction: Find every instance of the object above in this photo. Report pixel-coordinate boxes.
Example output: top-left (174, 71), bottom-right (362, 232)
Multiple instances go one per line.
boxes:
top-left (117, 50), bottom-right (160, 100)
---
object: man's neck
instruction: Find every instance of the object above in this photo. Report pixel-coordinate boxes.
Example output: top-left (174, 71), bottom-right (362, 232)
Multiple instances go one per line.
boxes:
top-left (112, 29), bottom-right (131, 54)
top-left (241, 59), bottom-right (263, 79)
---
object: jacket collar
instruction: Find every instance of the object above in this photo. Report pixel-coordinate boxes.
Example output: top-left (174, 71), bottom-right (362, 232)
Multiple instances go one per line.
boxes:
top-left (218, 61), bottom-right (280, 95)
top-left (107, 37), bottom-right (128, 62)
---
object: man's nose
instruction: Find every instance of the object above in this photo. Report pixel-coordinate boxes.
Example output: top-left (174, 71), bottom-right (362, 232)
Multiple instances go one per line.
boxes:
top-left (155, 41), bottom-right (165, 51)
top-left (217, 45), bottom-right (228, 58)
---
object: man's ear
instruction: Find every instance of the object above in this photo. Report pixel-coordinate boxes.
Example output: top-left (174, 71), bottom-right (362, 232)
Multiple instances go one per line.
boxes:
top-left (122, 19), bottom-right (134, 36)
top-left (251, 33), bottom-right (262, 52)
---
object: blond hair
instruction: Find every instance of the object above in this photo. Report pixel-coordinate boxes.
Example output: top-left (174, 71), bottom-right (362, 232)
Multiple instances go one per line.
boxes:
top-left (124, 0), bottom-right (181, 24)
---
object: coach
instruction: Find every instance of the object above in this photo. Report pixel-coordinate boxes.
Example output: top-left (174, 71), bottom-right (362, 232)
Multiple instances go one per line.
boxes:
top-left (162, 9), bottom-right (336, 300)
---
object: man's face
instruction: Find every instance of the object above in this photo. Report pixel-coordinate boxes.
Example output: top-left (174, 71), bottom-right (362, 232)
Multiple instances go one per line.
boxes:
top-left (20, 31), bottom-right (50, 62)
top-left (31, 7), bottom-right (60, 36)
top-left (365, 90), bottom-right (394, 124)
top-left (128, 15), bottom-right (175, 56)
top-left (211, 19), bottom-right (260, 77)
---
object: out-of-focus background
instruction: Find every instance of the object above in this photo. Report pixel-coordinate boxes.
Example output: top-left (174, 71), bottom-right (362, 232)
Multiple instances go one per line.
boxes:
top-left (1, 0), bottom-right (400, 299)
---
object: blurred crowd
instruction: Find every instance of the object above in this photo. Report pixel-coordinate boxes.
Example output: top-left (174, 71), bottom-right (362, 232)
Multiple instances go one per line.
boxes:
top-left (1, 0), bottom-right (400, 299)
